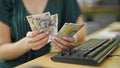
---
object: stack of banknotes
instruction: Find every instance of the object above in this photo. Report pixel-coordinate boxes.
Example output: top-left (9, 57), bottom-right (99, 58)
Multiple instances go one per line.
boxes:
top-left (26, 12), bottom-right (58, 42)
top-left (26, 12), bottom-right (84, 43)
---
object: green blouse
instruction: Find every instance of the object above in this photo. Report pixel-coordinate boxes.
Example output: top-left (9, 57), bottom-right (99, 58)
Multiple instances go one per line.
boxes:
top-left (0, 60), bottom-right (11, 68)
top-left (0, 0), bottom-right (81, 67)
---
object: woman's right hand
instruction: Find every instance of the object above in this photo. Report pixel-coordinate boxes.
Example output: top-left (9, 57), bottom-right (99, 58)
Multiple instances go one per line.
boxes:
top-left (25, 30), bottom-right (49, 50)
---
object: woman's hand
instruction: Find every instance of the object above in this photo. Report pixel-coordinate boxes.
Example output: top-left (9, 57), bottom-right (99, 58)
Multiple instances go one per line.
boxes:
top-left (25, 30), bottom-right (49, 50)
top-left (53, 37), bottom-right (75, 51)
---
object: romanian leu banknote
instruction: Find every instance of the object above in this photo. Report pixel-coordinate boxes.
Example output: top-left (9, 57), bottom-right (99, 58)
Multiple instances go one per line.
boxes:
top-left (26, 12), bottom-right (50, 31)
top-left (57, 23), bottom-right (84, 38)
top-left (51, 23), bottom-right (85, 46)
top-left (49, 14), bottom-right (58, 41)
top-left (26, 12), bottom-right (58, 42)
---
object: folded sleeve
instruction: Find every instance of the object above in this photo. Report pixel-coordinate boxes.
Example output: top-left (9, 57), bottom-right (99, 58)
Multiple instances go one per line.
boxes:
top-left (0, 0), bottom-right (12, 27)
top-left (62, 0), bottom-right (81, 23)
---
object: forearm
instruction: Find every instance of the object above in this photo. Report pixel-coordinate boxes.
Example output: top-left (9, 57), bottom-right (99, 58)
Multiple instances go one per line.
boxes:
top-left (0, 37), bottom-right (31, 60)
top-left (75, 26), bottom-right (86, 44)
top-left (75, 16), bottom-right (87, 45)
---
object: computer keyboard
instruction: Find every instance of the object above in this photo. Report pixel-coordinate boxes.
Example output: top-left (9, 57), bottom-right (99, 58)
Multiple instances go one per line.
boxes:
top-left (51, 37), bottom-right (120, 66)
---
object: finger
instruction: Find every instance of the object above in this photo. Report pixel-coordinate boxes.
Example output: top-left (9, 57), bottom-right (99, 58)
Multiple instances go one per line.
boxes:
top-left (26, 31), bottom-right (32, 38)
top-left (54, 38), bottom-right (68, 50)
top-left (53, 40), bottom-right (63, 51)
top-left (55, 37), bottom-right (72, 47)
top-left (63, 37), bottom-right (74, 43)
top-left (31, 35), bottom-right (49, 50)
top-left (31, 30), bottom-right (44, 37)
top-left (26, 30), bottom-right (43, 38)
top-left (29, 32), bottom-right (49, 43)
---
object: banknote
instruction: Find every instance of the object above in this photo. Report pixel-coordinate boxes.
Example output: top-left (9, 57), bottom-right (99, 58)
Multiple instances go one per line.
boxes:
top-left (26, 12), bottom-right (50, 31)
top-left (57, 23), bottom-right (85, 38)
top-left (50, 14), bottom-right (58, 36)
top-left (50, 23), bottom-right (85, 46)
top-left (46, 14), bottom-right (58, 42)
top-left (26, 12), bottom-right (58, 42)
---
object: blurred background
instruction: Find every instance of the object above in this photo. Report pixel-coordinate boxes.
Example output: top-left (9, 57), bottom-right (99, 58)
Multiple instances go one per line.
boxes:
top-left (77, 0), bottom-right (120, 34)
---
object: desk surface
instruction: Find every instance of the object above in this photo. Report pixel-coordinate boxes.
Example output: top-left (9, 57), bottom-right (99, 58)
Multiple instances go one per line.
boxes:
top-left (16, 50), bottom-right (120, 68)
top-left (16, 22), bottom-right (120, 68)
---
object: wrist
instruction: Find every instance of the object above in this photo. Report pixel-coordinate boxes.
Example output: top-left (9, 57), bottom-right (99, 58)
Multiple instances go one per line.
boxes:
top-left (21, 37), bottom-right (31, 51)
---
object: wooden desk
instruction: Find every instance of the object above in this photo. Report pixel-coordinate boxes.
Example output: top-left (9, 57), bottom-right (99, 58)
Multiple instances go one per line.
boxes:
top-left (16, 22), bottom-right (120, 68)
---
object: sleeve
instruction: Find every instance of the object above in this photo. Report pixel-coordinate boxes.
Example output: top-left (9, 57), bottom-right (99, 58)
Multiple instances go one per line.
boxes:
top-left (0, 60), bottom-right (10, 68)
top-left (0, 0), bottom-right (12, 27)
top-left (62, 0), bottom-right (81, 23)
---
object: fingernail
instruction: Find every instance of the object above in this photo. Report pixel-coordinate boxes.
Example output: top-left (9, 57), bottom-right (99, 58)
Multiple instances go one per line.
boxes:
top-left (46, 32), bottom-right (49, 34)
top-left (40, 30), bottom-right (43, 32)
top-left (54, 37), bottom-right (58, 40)
top-left (26, 31), bottom-right (32, 37)
top-left (55, 37), bottom-right (58, 39)
top-left (63, 37), bottom-right (66, 39)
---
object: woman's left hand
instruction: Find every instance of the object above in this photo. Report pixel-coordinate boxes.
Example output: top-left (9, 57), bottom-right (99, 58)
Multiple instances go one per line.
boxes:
top-left (53, 37), bottom-right (75, 51)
